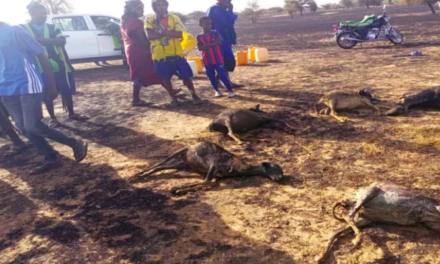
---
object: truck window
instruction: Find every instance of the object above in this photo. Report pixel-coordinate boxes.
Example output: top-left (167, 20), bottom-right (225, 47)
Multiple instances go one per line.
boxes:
top-left (52, 17), bottom-right (89, 31)
top-left (91, 16), bottom-right (121, 31)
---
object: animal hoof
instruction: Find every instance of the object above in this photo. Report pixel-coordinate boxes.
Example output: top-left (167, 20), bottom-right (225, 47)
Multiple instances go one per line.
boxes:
top-left (244, 143), bottom-right (254, 151)
top-left (314, 254), bottom-right (325, 263)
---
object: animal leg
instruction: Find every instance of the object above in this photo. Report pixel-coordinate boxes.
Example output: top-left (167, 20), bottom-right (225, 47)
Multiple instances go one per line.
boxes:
top-left (319, 107), bottom-right (330, 115)
top-left (171, 163), bottom-right (217, 195)
top-left (139, 162), bottom-right (187, 177)
top-left (332, 200), bottom-right (362, 246)
top-left (329, 101), bottom-right (348, 123)
top-left (364, 100), bottom-right (381, 116)
top-left (349, 185), bottom-right (382, 220)
top-left (332, 199), bottom-right (354, 222)
top-left (225, 118), bottom-right (244, 145)
top-left (315, 219), bottom-right (372, 264)
top-left (131, 147), bottom-right (188, 178)
top-left (424, 222), bottom-right (440, 232)
top-left (263, 118), bottom-right (295, 134)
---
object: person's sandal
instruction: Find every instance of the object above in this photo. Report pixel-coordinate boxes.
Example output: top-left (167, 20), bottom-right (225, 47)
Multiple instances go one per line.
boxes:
top-left (72, 140), bottom-right (88, 162)
top-left (48, 119), bottom-right (61, 128)
top-left (68, 113), bottom-right (89, 121)
top-left (131, 100), bottom-right (150, 107)
top-left (29, 160), bottom-right (62, 175)
top-left (169, 100), bottom-right (180, 108)
top-left (192, 95), bottom-right (202, 105)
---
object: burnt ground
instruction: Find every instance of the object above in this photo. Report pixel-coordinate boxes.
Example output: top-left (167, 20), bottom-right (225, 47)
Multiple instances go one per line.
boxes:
top-left (1, 5), bottom-right (440, 264)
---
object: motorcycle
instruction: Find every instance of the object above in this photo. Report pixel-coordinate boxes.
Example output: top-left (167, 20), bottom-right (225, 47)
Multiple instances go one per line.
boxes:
top-left (334, 5), bottom-right (403, 49)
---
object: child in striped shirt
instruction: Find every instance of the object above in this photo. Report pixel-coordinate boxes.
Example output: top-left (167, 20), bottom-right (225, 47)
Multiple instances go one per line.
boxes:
top-left (197, 16), bottom-right (235, 98)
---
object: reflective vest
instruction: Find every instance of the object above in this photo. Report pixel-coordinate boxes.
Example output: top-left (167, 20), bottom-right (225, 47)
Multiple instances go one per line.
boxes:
top-left (22, 23), bottom-right (73, 74)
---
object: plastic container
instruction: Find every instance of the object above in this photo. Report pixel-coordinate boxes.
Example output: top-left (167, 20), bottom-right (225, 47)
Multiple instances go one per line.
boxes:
top-left (181, 31), bottom-right (197, 57)
top-left (187, 60), bottom-right (198, 77)
top-left (187, 57), bottom-right (204, 73)
top-left (248, 47), bottom-right (257, 62)
top-left (236, 51), bottom-right (248, 66)
top-left (255, 48), bottom-right (269, 62)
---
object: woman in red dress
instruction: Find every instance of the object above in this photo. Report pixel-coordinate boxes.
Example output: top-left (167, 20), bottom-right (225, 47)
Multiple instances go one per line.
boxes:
top-left (121, 0), bottom-right (179, 106)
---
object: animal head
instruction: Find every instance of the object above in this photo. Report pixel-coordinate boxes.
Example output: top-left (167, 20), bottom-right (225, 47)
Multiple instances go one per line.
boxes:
top-left (359, 89), bottom-right (380, 104)
top-left (261, 162), bottom-right (284, 182)
top-left (208, 122), bottom-right (228, 134)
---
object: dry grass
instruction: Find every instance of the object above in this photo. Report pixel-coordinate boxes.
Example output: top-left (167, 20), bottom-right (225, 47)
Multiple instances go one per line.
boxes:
top-left (1, 5), bottom-right (440, 264)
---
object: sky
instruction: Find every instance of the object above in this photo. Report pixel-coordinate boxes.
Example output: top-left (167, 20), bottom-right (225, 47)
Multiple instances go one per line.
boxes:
top-left (0, 0), bottom-right (336, 25)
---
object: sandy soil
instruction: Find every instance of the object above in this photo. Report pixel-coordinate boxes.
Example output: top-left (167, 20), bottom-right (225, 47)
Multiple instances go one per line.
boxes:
top-left (1, 5), bottom-right (440, 264)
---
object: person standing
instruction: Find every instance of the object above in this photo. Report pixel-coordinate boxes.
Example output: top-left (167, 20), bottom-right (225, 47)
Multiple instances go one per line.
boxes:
top-left (197, 17), bottom-right (235, 98)
top-left (0, 21), bottom-right (88, 174)
top-left (146, 0), bottom-right (201, 107)
top-left (207, 0), bottom-right (243, 88)
top-left (24, 2), bottom-right (88, 127)
top-left (121, 0), bottom-right (181, 107)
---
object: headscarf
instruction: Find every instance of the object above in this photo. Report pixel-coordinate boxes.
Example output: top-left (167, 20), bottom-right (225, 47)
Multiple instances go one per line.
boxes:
top-left (27, 1), bottom-right (46, 12)
top-left (151, 0), bottom-right (169, 14)
top-left (122, 0), bottom-right (143, 21)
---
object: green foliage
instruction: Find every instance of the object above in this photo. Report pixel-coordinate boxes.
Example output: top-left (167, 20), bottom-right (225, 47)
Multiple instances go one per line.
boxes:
top-left (309, 1), bottom-right (318, 12)
top-left (241, 0), bottom-right (263, 23)
top-left (36, 0), bottom-right (72, 14)
top-left (340, 0), bottom-right (355, 8)
top-left (284, 0), bottom-right (306, 17)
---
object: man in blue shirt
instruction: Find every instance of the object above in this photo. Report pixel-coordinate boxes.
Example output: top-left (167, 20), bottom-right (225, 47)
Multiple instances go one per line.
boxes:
top-left (207, 0), bottom-right (243, 88)
top-left (0, 22), bottom-right (88, 174)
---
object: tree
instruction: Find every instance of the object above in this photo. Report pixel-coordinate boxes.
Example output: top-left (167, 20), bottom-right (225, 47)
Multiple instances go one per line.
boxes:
top-left (241, 0), bottom-right (263, 23)
top-left (425, 0), bottom-right (439, 14)
top-left (36, 0), bottom-right (72, 14)
top-left (266, 6), bottom-right (285, 15)
top-left (284, 0), bottom-right (306, 17)
top-left (340, 0), bottom-right (355, 8)
top-left (187, 11), bottom-right (205, 21)
top-left (357, 0), bottom-right (371, 8)
top-left (321, 3), bottom-right (333, 9)
top-left (309, 1), bottom-right (318, 12)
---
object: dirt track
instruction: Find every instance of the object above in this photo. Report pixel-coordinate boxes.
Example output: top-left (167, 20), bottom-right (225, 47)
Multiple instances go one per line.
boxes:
top-left (1, 5), bottom-right (440, 264)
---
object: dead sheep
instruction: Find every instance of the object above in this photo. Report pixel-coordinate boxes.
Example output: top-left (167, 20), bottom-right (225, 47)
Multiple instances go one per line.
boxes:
top-left (131, 141), bottom-right (284, 194)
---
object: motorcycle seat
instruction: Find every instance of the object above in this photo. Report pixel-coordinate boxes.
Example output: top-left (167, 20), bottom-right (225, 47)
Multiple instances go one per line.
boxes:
top-left (340, 14), bottom-right (377, 28)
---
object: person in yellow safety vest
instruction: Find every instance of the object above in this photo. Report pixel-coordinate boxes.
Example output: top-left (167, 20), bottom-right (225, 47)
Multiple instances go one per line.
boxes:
top-left (24, 2), bottom-right (88, 127)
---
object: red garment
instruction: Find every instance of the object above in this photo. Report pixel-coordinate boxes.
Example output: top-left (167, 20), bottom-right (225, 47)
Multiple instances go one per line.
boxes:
top-left (121, 17), bottom-right (162, 86)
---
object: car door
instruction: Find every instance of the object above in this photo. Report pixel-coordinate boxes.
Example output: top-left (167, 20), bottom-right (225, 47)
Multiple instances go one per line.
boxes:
top-left (89, 16), bottom-right (122, 58)
top-left (51, 16), bottom-right (100, 60)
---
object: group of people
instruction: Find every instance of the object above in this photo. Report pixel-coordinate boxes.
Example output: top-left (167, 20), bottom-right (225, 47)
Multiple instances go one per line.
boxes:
top-left (0, 0), bottom-right (241, 175)
top-left (121, 0), bottom-right (240, 107)
top-left (0, 2), bottom-right (88, 174)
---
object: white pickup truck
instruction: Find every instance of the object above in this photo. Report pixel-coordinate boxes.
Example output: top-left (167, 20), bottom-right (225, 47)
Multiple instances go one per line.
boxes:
top-left (46, 14), bottom-right (124, 64)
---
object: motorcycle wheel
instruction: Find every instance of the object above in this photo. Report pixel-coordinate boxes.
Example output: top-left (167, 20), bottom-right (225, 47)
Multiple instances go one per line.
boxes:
top-left (388, 28), bottom-right (403, 44)
top-left (337, 32), bottom-right (358, 49)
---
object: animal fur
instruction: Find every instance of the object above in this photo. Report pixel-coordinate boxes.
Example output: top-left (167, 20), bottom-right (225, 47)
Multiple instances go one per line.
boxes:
top-left (315, 89), bottom-right (381, 122)
top-left (131, 142), bottom-right (284, 194)
top-left (209, 105), bottom-right (295, 144)
top-left (317, 182), bottom-right (440, 263)
top-left (385, 86), bottom-right (440, 116)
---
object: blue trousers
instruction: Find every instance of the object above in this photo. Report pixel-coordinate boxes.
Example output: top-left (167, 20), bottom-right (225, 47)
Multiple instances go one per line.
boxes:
top-left (205, 64), bottom-right (233, 92)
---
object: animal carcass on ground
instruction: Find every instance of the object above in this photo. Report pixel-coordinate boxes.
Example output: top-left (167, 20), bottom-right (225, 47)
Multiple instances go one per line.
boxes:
top-left (130, 142), bottom-right (284, 194)
top-left (315, 89), bottom-right (381, 122)
top-left (316, 182), bottom-right (440, 263)
top-left (385, 86), bottom-right (440, 116)
top-left (209, 105), bottom-right (295, 145)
